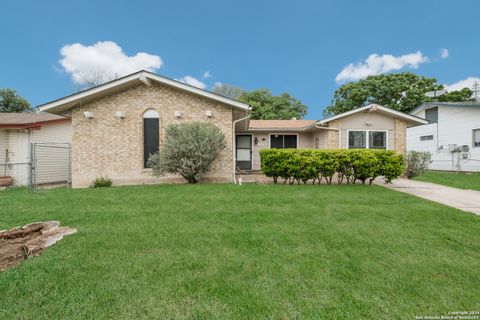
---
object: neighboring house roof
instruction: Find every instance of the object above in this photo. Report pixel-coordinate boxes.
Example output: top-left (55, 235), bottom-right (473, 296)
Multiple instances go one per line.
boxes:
top-left (248, 120), bottom-right (316, 131)
top-left (317, 104), bottom-right (428, 126)
top-left (0, 113), bottom-right (70, 129)
top-left (36, 70), bottom-right (251, 113)
top-left (410, 101), bottom-right (480, 115)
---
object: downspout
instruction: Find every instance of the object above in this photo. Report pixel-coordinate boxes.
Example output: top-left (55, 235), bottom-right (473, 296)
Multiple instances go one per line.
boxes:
top-left (232, 111), bottom-right (251, 184)
top-left (315, 124), bottom-right (342, 148)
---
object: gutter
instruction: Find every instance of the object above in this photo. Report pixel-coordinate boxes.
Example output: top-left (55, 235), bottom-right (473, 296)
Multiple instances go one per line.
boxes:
top-left (232, 111), bottom-right (251, 184)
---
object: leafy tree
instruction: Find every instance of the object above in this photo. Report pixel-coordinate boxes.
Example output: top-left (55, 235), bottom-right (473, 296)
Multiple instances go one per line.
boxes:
top-left (324, 73), bottom-right (473, 116)
top-left (212, 84), bottom-right (245, 99)
top-left (238, 89), bottom-right (308, 120)
top-left (0, 89), bottom-right (32, 113)
top-left (148, 122), bottom-right (226, 183)
top-left (436, 87), bottom-right (473, 102)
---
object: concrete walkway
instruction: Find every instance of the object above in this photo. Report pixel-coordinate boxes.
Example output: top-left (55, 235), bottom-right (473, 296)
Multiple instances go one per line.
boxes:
top-left (376, 178), bottom-right (480, 216)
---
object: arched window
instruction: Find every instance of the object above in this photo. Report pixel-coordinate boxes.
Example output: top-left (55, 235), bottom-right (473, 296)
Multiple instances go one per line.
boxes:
top-left (143, 109), bottom-right (159, 168)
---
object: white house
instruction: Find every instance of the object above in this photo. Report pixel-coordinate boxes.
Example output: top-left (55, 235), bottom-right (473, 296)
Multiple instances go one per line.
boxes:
top-left (0, 113), bottom-right (71, 187)
top-left (407, 102), bottom-right (480, 172)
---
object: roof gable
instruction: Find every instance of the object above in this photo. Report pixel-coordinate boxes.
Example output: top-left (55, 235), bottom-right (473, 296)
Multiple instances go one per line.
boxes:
top-left (37, 70), bottom-right (251, 113)
top-left (317, 104), bottom-right (428, 126)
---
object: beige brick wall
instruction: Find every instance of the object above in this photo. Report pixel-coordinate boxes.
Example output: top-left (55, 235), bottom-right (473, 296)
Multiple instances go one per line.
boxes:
top-left (71, 82), bottom-right (235, 187)
top-left (247, 132), bottom-right (314, 170)
top-left (394, 119), bottom-right (407, 153)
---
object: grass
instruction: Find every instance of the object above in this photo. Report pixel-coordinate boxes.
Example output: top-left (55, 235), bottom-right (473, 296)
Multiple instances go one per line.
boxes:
top-left (0, 184), bottom-right (479, 319)
top-left (413, 170), bottom-right (480, 191)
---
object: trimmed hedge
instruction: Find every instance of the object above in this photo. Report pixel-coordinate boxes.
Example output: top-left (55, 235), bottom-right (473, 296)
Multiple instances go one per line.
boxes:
top-left (260, 149), bottom-right (404, 185)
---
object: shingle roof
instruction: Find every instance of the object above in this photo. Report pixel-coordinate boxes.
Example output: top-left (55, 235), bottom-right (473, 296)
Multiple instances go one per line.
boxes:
top-left (248, 119), bottom-right (316, 129)
top-left (0, 113), bottom-right (69, 126)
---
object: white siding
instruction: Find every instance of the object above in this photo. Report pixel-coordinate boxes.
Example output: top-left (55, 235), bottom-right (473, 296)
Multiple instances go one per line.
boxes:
top-left (407, 106), bottom-right (480, 171)
top-left (0, 129), bottom-right (30, 185)
top-left (0, 121), bottom-right (72, 186)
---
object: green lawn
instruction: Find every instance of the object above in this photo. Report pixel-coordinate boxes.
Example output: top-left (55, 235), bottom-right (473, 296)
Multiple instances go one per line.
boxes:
top-left (413, 170), bottom-right (480, 191)
top-left (1, 184), bottom-right (479, 319)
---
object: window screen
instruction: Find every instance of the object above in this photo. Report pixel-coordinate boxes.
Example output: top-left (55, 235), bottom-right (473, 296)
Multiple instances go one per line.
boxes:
top-left (425, 107), bottom-right (438, 123)
top-left (368, 131), bottom-right (386, 149)
top-left (348, 131), bottom-right (366, 148)
top-left (270, 135), bottom-right (297, 149)
top-left (474, 129), bottom-right (480, 147)
top-left (143, 118), bottom-right (159, 168)
top-left (420, 135), bottom-right (434, 141)
top-left (270, 135), bottom-right (284, 148)
top-left (284, 135), bottom-right (297, 148)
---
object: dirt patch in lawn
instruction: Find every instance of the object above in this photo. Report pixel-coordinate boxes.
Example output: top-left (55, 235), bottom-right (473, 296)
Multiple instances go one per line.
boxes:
top-left (0, 221), bottom-right (76, 272)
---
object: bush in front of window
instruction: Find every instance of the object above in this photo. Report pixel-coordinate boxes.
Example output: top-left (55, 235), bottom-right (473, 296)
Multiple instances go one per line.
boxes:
top-left (148, 122), bottom-right (226, 184)
top-left (404, 151), bottom-right (431, 179)
top-left (259, 149), bottom-right (404, 185)
top-left (90, 176), bottom-right (113, 188)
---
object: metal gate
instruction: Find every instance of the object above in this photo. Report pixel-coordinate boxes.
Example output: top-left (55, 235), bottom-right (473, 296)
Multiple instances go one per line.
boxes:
top-left (30, 143), bottom-right (71, 191)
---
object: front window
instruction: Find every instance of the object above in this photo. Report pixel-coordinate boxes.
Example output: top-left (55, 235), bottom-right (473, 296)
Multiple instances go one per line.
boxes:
top-left (473, 129), bottom-right (480, 147)
top-left (143, 109), bottom-right (160, 168)
top-left (270, 134), bottom-right (297, 149)
top-left (349, 131), bottom-right (386, 149)
top-left (348, 131), bottom-right (366, 148)
top-left (368, 131), bottom-right (387, 149)
top-left (420, 135), bottom-right (434, 141)
top-left (425, 107), bottom-right (438, 123)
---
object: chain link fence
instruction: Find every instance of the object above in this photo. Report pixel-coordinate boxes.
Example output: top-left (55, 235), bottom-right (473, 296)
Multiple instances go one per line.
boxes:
top-left (0, 162), bottom-right (30, 188)
top-left (30, 143), bottom-right (71, 191)
top-left (0, 143), bottom-right (71, 191)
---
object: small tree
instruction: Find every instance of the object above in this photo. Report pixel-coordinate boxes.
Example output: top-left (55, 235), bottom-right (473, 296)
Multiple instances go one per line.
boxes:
top-left (405, 151), bottom-right (431, 178)
top-left (148, 122), bottom-right (226, 183)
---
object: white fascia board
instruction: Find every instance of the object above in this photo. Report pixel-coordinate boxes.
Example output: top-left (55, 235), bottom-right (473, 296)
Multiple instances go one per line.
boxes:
top-left (317, 104), bottom-right (428, 125)
top-left (37, 73), bottom-right (141, 112)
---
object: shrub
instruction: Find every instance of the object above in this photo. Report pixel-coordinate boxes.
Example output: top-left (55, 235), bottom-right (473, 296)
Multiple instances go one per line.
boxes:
top-left (90, 176), bottom-right (112, 188)
top-left (259, 149), bottom-right (404, 185)
top-left (405, 151), bottom-right (431, 179)
top-left (148, 122), bottom-right (226, 184)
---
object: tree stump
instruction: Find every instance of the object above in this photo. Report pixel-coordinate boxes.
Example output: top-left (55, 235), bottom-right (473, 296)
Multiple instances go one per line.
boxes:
top-left (0, 221), bottom-right (76, 272)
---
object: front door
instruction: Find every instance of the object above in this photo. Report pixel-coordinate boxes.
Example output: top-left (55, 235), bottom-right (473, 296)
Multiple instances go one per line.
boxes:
top-left (236, 135), bottom-right (252, 170)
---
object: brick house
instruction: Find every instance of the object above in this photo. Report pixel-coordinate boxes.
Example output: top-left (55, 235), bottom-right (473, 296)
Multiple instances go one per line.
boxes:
top-left (38, 71), bottom-right (427, 187)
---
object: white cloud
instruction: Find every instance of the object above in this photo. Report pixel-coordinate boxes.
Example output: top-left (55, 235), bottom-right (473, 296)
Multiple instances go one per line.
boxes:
top-left (440, 48), bottom-right (449, 59)
top-left (176, 76), bottom-right (207, 89)
top-left (203, 70), bottom-right (212, 79)
top-left (444, 77), bottom-right (480, 92)
top-left (59, 41), bottom-right (162, 84)
top-left (335, 51), bottom-right (429, 83)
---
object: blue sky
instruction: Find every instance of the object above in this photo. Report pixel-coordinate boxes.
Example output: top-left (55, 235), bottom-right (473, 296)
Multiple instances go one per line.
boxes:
top-left (1, 0), bottom-right (479, 119)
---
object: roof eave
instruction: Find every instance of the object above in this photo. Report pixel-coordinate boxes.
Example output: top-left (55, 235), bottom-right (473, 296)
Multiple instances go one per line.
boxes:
top-left (318, 104), bottom-right (428, 126)
top-left (37, 70), bottom-right (251, 113)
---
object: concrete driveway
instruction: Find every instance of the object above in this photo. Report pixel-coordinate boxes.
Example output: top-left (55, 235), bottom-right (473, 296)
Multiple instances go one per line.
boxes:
top-left (375, 178), bottom-right (480, 216)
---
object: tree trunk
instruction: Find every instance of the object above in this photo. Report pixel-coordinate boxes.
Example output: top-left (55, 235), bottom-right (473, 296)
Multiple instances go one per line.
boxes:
top-left (0, 221), bottom-right (76, 272)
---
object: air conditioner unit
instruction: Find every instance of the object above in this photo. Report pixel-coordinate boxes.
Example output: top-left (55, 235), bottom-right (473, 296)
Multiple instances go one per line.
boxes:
top-left (83, 112), bottom-right (94, 119)
top-left (116, 111), bottom-right (125, 119)
top-left (174, 111), bottom-right (182, 118)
